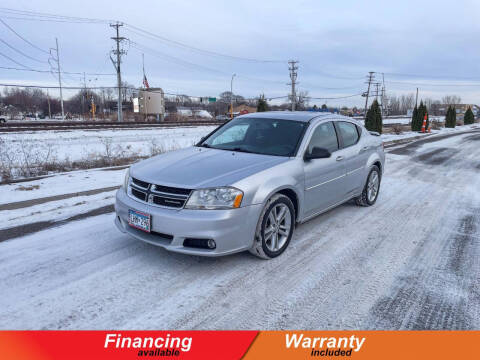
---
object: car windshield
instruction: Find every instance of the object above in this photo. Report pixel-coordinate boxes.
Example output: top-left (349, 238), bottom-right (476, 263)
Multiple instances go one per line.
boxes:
top-left (199, 117), bottom-right (307, 157)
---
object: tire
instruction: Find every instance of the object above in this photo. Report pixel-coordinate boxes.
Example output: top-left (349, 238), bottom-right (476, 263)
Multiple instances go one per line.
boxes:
top-left (249, 194), bottom-right (295, 259)
top-left (355, 165), bottom-right (381, 207)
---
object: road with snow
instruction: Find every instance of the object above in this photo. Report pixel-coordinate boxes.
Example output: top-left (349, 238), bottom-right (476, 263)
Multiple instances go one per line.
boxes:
top-left (0, 129), bottom-right (479, 330)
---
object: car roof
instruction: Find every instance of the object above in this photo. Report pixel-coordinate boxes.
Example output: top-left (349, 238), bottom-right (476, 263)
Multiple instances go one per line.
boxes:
top-left (237, 111), bottom-right (353, 123)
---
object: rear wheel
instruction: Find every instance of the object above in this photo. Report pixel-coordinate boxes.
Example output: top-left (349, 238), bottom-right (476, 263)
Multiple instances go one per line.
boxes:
top-left (250, 194), bottom-right (295, 259)
top-left (355, 165), bottom-right (381, 206)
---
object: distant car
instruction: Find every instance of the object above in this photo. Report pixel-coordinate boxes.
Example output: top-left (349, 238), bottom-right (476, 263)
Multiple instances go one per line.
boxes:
top-left (215, 115), bottom-right (230, 121)
top-left (115, 112), bottom-right (385, 259)
top-left (23, 114), bottom-right (38, 120)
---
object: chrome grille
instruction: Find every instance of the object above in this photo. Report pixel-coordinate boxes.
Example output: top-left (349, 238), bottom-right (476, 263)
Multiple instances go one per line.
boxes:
top-left (129, 178), bottom-right (192, 209)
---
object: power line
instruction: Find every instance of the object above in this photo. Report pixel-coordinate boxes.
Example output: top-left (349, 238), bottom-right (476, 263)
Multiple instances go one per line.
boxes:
top-left (0, 50), bottom-right (34, 69)
top-left (0, 7), bottom-right (285, 64)
top-left (380, 71), bottom-right (480, 81)
top-left (306, 93), bottom-right (363, 100)
top-left (386, 80), bottom-right (480, 87)
top-left (0, 7), bottom-right (109, 24)
top-left (124, 24), bottom-right (286, 64)
top-left (0, 18), bottom-right (49, 54)
top-left (0, 37), bottom-right (47, 63)
top-left (0, 65), bottom-right (115, 76)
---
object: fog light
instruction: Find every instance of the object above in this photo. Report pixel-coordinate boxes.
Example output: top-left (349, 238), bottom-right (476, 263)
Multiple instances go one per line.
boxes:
top-left (207, 239), bottom-right (216, 249)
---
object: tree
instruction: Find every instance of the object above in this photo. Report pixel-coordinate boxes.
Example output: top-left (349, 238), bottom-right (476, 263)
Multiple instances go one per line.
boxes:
top-left (321, 104), bottom-right (327, 110)
top-left (442, 95), bottom-right (461, 106)
top-left (464, 107), bottom-right (474, 125)
top-left (445, 105), bottom-right (456, 128)
top-left (256, 94), bottom-right (268, 112)
top-left (365, 100), bottom-right (383, 134)
top-left (417, 101), bottom-right (429, 131)
top-left (297, 90), bottom-right (309, 110)
top-left (399, 93), bottom-right (415, 114)
top-left (411, 105), bottom-right (418, 131)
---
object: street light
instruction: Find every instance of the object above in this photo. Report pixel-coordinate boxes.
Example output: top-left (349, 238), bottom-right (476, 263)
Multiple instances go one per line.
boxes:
top-left (230, 73), bottom-right (236, 119)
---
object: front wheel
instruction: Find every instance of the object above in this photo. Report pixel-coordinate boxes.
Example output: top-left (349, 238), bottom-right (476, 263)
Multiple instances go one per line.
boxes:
top-left (249, 194), bottom-right (295, 259)
top-left (355, 165), bottom-right (381, 206)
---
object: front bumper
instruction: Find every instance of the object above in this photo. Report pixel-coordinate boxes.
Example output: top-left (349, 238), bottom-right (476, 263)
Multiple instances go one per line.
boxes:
top-left (115, 189), bottom-right (263, 256)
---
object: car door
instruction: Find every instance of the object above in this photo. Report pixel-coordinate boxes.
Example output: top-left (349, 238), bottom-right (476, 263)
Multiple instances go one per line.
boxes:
top-left (303, 121), bottom-right (348, 218)
top-left (334, 121), bottom-right (366, 196)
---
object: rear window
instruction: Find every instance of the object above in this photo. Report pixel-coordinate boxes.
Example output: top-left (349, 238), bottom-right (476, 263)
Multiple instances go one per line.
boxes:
top-left (337, 121), bottom-right (359, 148)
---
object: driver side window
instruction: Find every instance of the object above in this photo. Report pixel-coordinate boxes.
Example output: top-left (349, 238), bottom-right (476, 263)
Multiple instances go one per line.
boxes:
top-left (307, 122), bottom-right (339, 154)
top-left (211, 124), bottom-right (249, 146)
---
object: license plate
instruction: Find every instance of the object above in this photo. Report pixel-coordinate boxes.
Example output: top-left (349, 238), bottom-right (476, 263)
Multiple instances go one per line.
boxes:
top-left (128, 209), bottom-right (151, 232)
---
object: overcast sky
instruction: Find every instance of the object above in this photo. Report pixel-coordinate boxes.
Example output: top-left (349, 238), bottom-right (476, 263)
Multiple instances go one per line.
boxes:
top-left (1, 0), bottom-right (479, 107)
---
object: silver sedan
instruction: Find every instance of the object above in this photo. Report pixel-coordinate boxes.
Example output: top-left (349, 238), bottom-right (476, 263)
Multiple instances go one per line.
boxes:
top-left (115, 112), bottom-right (385, 259)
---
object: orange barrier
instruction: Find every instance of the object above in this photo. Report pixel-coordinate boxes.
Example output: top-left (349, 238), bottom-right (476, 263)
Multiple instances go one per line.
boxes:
top-left (421, 114), bottom-right (427, 133)
top-left (244, 331), bottom-right (479, 359)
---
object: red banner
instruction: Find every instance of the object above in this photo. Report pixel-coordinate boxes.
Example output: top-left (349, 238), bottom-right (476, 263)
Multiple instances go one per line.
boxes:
top-left (0, 331), bottom-right (257, 360)
top-left (1, 330), bottom-right (479, 359)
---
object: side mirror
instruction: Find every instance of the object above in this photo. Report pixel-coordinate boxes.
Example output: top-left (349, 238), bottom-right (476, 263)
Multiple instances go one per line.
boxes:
top-left (304, 147), bottom-right (331, 161)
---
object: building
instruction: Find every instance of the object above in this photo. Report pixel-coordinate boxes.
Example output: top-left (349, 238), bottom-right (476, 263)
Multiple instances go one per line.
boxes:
top-left (134, 88), bottom-right (165, 121)
top-left (232, 104), bottom-right (256, 115)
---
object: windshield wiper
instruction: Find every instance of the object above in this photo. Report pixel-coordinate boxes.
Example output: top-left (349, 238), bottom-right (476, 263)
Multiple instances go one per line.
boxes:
top-left (231, 147), bottom-right (256, 154)
top-left (199, 143), bottom-right (212, 148)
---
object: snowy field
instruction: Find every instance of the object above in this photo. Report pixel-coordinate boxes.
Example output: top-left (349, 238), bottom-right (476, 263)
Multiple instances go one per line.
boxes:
top-left (0, 126), bottom-right (216, 163)
top-left (0, 128), bottom-right (479, 330)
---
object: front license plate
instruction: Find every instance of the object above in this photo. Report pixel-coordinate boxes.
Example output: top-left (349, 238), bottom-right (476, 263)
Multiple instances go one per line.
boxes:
top-left (128, 209), bottom-right (151, 232)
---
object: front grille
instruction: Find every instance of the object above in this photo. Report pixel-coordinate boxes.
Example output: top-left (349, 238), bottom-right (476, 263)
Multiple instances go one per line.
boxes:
top-left (152, 184), bottom-right (191, 196)
top-left (131, 187), bottom-right (146, 201)
top-left (132, 177), bottom-right (149, 189)
top-left (129, 177), bottom-right (191, 209)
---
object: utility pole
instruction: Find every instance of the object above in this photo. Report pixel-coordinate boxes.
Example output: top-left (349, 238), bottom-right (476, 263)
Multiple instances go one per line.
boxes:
top-left (381, 73), bottom-right (387, 116)
top-left (288, 60), bottom-right (299, 111)
top-left (47, 90), bottom-right (52, 119)
top-left (374, 82), bottom-right (380, 102)
top-left (415, 87), bottom-right (419, 108)
top-left (110, 22), bottom-right (126, 122)
top-left (230, 73), bottom-right (236, 119)
top-left (363, 72), bottom-right (375, 119)
top-left (55, 38), bottom-right (65, 121)
top-left (82, 72), bottom-right (86, 120)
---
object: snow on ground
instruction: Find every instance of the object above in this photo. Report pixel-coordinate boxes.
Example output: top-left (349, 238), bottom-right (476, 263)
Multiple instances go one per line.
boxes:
top-left (0, 167), bottom-right (125, 205)
top-left (0, 126), bottom-right (216, 164)
top-left (1, 190), bottom-right (116, 230)
top-left (0, 128), bottom-right (479, 329)
top-left (380, 123), bottom-right (479, 142)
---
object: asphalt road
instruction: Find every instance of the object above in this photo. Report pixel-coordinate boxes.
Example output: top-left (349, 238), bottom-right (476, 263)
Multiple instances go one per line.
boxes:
top-left (0, 130), bottom-right (479, 330)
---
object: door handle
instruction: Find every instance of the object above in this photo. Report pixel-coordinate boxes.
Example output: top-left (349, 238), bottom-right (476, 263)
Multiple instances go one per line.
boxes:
top-left (362, 146), bottom-right (369, 151)
top-left (336, 156), bottom-right (344, 161)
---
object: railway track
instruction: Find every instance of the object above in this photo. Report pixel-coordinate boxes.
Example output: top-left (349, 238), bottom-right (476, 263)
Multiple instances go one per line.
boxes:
top-left (0, 121), bottom-right (223, 132)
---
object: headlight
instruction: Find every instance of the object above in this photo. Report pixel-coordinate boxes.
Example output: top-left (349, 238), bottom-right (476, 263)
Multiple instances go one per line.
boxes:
top-left (185, 187), bottom-right (243, 210)
top-left (123, 168), bottom-right (130, 192)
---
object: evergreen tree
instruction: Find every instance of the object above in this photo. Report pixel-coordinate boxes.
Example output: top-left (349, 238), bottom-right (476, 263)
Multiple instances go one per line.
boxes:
top-left (445, 106), bottom-right (456, 128)
top-left (365, 100), bottom-right (383, 134)
top-left (256, 94), bottom-right (268, 112)
top-left (417, 101), bottom-right (429, 131)
top-left (411, 105), bottom-right (418, 131)
top-left (464, 107), bottom-right (474, 125)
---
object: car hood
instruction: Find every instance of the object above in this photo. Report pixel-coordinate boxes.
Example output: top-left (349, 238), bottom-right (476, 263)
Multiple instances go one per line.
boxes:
top-left (130, 146), bottom-right (289, 188)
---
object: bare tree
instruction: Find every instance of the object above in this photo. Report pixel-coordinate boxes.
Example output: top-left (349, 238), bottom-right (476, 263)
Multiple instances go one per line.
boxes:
top-left (387, 95), bottom-right (400, 115)
top-left (442, 95), bottom-right (461, 106)
top-left (399, 93), bottom-right (415, 114)
top-left (297, 90), bottom-right (310, 110)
